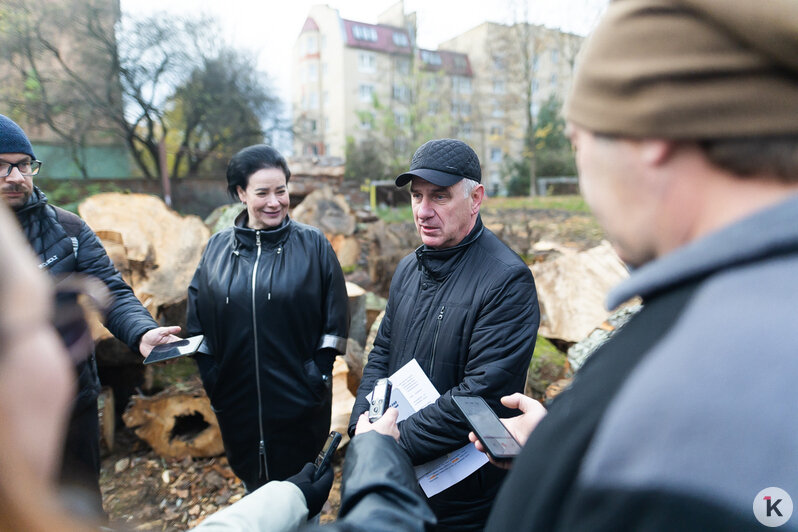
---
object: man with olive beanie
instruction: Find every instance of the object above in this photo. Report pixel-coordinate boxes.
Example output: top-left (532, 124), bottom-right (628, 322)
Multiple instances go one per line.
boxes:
top-left (479, 0), bottom-right (798, 530)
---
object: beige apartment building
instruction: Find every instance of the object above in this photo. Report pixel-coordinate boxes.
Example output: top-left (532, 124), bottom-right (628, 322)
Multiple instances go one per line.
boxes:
top-left (292, 2), bottom-right (582, 195)
top-left (441, 23), bottom-right (582, 195)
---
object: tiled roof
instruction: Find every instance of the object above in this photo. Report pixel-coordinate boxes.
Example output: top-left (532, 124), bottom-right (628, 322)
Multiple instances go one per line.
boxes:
top-left (341, 19), bottom-right (412, 55)
top-left (300, 17), bottom-right (320, 33)
top-left (418, 49), bottom-right (473, 77)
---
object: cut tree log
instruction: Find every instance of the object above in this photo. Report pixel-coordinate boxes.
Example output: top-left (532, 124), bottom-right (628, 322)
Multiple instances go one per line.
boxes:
top-left (331, 357), bottom-right (356, 448)
top-left (530, 241), bottom-right (630, 342)
top-left (123, 380), bottom-right (223, 459)
top-left (78, 193), bottom-right (210, 323)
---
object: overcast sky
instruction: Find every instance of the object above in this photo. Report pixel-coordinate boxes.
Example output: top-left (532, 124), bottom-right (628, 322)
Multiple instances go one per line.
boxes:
top-left (121, 0), bottom-right (607, 108)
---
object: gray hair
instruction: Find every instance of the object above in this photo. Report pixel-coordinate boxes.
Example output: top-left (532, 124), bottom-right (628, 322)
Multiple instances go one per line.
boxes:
top-left (461, 178), bottom-right (479, 198)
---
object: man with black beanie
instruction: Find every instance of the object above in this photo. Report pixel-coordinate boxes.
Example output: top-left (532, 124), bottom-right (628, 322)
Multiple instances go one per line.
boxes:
top-left (0, 114), bottom-right (181, 518)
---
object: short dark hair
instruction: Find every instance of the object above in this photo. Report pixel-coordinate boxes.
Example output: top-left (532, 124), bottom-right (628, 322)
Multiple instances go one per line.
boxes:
top-left (698, 136), bottom-right (798, 183)
top-left (226, 144), bottom-right (291, 200)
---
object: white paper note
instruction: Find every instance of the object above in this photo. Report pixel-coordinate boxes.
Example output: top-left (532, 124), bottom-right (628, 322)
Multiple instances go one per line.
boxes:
top-left (369, 358), bottom-right (488, 497)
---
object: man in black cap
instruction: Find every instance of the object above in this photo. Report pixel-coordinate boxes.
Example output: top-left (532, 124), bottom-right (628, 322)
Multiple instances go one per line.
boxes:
top-left (349, 138), bottom-right (540, 531)
top-left (0, 114), bottom-right (181, 518)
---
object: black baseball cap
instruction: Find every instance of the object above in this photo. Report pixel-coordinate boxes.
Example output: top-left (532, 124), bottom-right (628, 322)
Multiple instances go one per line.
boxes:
top-left (395, 138), bottom-right (481, 187)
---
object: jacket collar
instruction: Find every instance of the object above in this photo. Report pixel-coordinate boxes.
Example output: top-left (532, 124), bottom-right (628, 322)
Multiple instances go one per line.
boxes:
top-left (14, 186), bottom-right (47, 218)
top-left (415, 215), bottom-right (484, 281)
top-left (232, 209), bottom-right (292, 249)
top-left (608, 193), bottom-right (798, 309)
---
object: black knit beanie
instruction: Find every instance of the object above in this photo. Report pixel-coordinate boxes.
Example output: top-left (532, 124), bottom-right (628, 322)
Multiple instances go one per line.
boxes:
top-left (0, 115), bottom-right (35, 159)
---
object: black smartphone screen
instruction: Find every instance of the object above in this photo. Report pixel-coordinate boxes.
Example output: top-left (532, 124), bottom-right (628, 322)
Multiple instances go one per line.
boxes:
top-left (453, 395), bottom-right (522, 461)
top-left (313, 431), bottom-right (342, 481)
top-left (143, 335), bottom-right (204, 365)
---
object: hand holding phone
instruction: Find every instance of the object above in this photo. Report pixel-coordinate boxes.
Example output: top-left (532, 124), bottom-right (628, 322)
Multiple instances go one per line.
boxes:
top-left (313, 431), bottom-right (342, 481)
top-left (453, 395), bottom-right (522, 462)
top-left (143, 335), bottom-right (205, 365)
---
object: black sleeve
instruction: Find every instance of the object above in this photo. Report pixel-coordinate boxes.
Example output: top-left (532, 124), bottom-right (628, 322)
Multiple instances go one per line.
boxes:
top-left (304, 431), bottom-right (436, 532)
top-left (75, 220), bottom-right (157, 352)
top-left (314, 235), bottom-right (349, 375)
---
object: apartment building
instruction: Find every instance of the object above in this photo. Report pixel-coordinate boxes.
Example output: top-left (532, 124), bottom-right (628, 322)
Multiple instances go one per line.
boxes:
top-left (292, 3), bottom-right (472, 162)
top-left (292, 2), bottom-right (582, 194)
top-left (442, 23), bottom-right (583, 195)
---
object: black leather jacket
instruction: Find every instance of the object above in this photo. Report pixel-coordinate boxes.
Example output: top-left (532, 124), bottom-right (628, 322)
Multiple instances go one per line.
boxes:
top-left (187, 213), bottom-right (348, 480)
top-left (349, 216), bottom-right (539, 526)
top-left (305, 431), bottom-right (437, 532)
top-left (15, 187), bottom-right (158, 409)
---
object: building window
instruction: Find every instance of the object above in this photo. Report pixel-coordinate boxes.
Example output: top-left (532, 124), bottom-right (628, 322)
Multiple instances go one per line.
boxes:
top-left (420, 50), bottom-right (441, 66)
top-left (490, 125), bottom-right (504, 137)
top-left (532, 79), bottom-right (540, 93)
top-left (307, 63), bottom-right (318, 82)
top-left (308, 119), bottom-right (317, 132)
top-left (490, 171), bottom-right (501, 197)
top-left (359, 112), bottom-right (374, 129)
top-left (392, 32), bottom-right (409, 47)
top-left (352, 25), bottom-right (378, 42)
top-left (493, 80), bottom-right (505, 94)
top-left (396, 57), bottom-right (411, 75)
top-left (454, 56), bottom-right (467, 70)
top-left (358, 52), bottom-right (376, 73)
top-left (322, 63), bottom-right (328, 77)
top-left (550, 73), bottom-right (558, 87)
top-left (490, 148), bottom-right (503, 163)
top-left (428, 101), bottom-right (440, 114)
top-left (359, 83), bottom-right (375, 102)
top-left (392, 84), bottom-right (410, 102)
top-left (306, 35), bottom-right (318, 55)
top-left (308, 92), bottom-right (319, 110)
top-left (323, 91), bottom-right (329, 106)
top-left (551, 49), bottom-right (559, 64)
top-left (460, 123), bottom-right (472, 138)
top-left (532, 56), bottom-right (540, 72)
top-left (394, 112), bottom-right (407, 126)
top-left (453, 76), bottom-right (471, 94)
top-left (492, 101), bottom-right (504, 118)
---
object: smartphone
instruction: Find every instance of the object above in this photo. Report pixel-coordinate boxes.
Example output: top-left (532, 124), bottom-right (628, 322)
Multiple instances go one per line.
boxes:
top-left (313, 431), bottom-right (342, 481)
top-left (143, 335), bottom-right (205, 365)
top-left (368, 378), bottom-right (392, 422)
top-left (452, 395), bottom-right (522, 462)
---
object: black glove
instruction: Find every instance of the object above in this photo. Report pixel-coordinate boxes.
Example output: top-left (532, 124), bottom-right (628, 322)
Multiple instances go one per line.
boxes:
top-left (286, 462), bottom-right (334, 518)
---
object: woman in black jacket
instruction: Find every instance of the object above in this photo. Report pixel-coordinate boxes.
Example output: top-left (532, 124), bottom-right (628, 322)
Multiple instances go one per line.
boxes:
top-left (187, 145), bottom-right (349, 491)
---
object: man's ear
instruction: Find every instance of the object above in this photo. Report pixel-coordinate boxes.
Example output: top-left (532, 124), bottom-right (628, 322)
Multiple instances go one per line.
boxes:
top-left (640, 139), bottom-right (676, 167)
top-left (471, 184), bottom-right (485, 214)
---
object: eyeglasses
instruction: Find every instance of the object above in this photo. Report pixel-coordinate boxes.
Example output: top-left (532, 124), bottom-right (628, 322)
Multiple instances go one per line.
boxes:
top-left (0, 160), bottom-right (42, 177)
top-left (52, 275), bottom-right (111, 365)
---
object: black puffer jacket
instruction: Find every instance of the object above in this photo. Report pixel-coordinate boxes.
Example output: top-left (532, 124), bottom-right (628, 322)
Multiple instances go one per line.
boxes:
top-left (14, 187), bottom-right (158, 409)
top-left (349, 216), bottom-right (539, 527)
top-left (186, 213), bottom-right (348, 483)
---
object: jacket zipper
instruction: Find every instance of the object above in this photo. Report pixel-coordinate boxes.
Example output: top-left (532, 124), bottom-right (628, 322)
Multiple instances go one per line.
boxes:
top-left (267, 246), bottom-right (282, 300)
top-left (429, 306), bottom-right (445, 379)
top-left (251, 231), bottom-right (269, 482)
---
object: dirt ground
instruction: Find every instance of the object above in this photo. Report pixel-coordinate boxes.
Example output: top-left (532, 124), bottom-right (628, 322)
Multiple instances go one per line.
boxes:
top-left (101, 428), bottom-right (344, 530)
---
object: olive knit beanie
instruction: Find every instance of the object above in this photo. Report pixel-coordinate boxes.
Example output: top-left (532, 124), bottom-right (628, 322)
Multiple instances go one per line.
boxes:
top-left (564, 0), bottom-right (798, 139)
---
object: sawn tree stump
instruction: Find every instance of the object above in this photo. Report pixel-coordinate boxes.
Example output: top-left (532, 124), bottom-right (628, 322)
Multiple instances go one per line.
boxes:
top-left (123, 382), bottom-right (224, 459)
